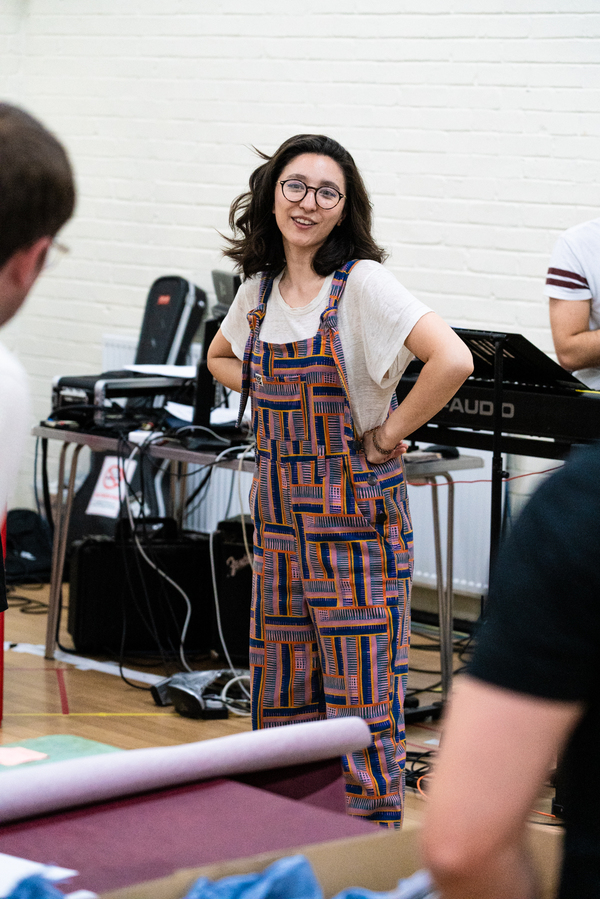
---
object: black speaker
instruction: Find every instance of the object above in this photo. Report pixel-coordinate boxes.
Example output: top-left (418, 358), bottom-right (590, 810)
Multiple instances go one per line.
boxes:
top-left (68, 528), bottom-right (214, 656)
top-left (212, 517), bottom-right (253, 667)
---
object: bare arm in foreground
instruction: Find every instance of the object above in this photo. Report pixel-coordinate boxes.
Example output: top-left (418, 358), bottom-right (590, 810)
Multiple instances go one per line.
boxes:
top-left (421, 675), bottom-right (582, 899)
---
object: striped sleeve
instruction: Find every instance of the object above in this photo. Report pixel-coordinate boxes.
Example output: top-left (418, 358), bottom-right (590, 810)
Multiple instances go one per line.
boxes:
top-left (546, 266), bottom-right (589, 293)
top-left (544, 235), bottom-right (593, 301)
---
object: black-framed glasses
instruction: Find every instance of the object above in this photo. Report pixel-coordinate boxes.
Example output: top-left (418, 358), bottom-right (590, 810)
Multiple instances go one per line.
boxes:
top-left (279, 179), bottom-right (344, 210)
top-left (43, 239), bottom-right (70, 271)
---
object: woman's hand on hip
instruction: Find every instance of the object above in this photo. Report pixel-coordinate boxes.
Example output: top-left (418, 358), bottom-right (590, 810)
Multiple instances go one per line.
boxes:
top-left (363, 427), bottom-right (409, 465)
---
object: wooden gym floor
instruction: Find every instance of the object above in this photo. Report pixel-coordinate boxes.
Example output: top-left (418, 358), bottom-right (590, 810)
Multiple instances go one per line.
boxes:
top-left (1, 582), bottom-right (558, 826)
top-left (0, 582), bottom-right (458, 818)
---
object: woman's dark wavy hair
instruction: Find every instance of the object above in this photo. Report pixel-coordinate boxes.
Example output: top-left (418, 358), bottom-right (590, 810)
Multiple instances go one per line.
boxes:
top-left (224, 134), bottom-right (387, 279)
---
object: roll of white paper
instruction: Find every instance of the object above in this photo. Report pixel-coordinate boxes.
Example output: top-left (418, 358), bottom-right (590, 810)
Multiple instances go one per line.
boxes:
top-left (0, 717), bottom-right (371, 823)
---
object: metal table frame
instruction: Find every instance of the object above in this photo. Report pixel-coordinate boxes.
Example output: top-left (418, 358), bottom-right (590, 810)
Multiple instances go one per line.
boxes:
top-left (32, 427), bottom-right (483, 704)
top-left (404, 454), bottom-right (484, 701)
top-left (33, 426), bottom-right (252, 662)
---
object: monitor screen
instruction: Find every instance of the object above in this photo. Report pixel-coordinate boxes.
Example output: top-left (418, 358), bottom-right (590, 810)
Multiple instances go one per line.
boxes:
top-left (211, 270), bottom-right (241, 319)
top-left (193, 318), bottom-right (222, 426)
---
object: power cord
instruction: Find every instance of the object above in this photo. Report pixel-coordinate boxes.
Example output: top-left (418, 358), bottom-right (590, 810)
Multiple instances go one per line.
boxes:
top-left (121, 441), bottom-right (195, 673)
top-left (175, 424), bottom-right (230, 445)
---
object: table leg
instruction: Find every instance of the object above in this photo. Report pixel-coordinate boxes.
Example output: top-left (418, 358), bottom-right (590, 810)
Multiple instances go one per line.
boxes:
top-left (428, 478), bottom-right (448, 694)
top-left (44, 442), bottom-right (68, 659)
top-left (440, 474), bottom-right (455, 702)
top-left (169, 461), bottom-right (178, 521)
top-left (176, 461), bottom-right (188, 531)
top-left (427, 473), bottom-right (456, 704)
top-left (44, 443), bottom-right (83, 659)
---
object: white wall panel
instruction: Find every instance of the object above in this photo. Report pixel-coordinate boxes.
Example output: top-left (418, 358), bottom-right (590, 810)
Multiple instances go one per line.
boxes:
top-left (0, 2), bottom-right (598, 508)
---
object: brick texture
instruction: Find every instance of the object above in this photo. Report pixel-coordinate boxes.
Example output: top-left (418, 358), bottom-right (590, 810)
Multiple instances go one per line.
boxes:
top-left (1, 2), bottom-right (600, 507)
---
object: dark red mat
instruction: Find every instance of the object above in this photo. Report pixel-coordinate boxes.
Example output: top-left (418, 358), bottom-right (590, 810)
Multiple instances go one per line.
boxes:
top-left (0, 774), bottom-right (372, 892)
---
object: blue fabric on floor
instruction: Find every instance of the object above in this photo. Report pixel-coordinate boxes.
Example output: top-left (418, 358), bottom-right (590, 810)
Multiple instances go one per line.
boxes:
top-left (184, 856), bottom-right (321, 899)
top-left (6, 876), bottom-right (65, 899)
top-left (336, 869), bottom-right (437, 899)
top-left (183, 857), bottom-right (437, 899)
top-left (8, 855), bottom-right (436, 899)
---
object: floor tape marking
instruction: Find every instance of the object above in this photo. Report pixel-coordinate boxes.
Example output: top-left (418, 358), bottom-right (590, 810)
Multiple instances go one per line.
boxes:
top-left (4, 643), bottom-right (164, 685)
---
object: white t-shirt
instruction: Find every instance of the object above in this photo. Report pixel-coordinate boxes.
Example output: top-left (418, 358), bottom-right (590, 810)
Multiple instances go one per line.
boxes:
top-left (220, 259), bottom-right (431, 436)
top-left (0, 342), bottom-right (30, 514)
top-left (544, 217), bottom-right (600, 388)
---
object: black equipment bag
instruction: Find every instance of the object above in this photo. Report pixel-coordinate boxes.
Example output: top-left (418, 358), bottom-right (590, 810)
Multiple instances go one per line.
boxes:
top-left (5, 509), bottom-right (52, 584)
top-left (135, 275), bottom-right (206, 365)
top-left (68, 524), bottom-right (214, 656)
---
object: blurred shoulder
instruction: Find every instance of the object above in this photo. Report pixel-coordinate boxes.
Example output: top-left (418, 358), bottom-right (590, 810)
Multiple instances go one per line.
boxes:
top-left (557, 216), bottom-right (600, 248)
top-left (0, 342), bottom-right (27, 385)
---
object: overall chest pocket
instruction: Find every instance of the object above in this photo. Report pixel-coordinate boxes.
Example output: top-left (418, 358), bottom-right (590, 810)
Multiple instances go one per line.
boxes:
top-left (252, 375), bottom-right (309, 443)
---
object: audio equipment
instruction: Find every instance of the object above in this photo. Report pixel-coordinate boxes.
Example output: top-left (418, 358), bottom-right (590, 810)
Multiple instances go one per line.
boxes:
top-left (211, 517), bottom-right (253, 667)
top-left (68, 527), bottom-right (214, 655)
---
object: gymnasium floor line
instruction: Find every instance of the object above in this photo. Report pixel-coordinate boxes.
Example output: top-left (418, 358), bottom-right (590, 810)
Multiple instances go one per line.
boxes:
top-left (4, 713), bottom-right (175, 717)
top-left (4, 642), bottom-right (163, 685)
top-left (56, 668), bottom-right (69, 714)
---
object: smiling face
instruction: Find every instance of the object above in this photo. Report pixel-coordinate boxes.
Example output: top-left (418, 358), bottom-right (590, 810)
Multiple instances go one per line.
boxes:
top-left (273, 153), bottom-right (346, 262)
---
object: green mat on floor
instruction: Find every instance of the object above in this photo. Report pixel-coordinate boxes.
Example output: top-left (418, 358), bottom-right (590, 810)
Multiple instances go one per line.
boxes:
top-left (0, 734), bottom-right (122, 771)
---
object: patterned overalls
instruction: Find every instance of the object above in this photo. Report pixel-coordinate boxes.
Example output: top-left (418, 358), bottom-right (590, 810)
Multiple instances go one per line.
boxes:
top-left (238, 261), bottom-right (414, 826)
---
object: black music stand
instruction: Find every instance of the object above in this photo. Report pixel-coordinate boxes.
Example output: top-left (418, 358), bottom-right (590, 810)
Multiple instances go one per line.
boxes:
top-left (452, 329), bottom-right (583, 583)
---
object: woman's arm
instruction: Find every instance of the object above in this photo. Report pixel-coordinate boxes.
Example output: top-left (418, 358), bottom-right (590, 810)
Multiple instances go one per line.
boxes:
top-left (364, 312), bottom-right (473, 464)
top-left (206, 327), bottom-right (243, 393)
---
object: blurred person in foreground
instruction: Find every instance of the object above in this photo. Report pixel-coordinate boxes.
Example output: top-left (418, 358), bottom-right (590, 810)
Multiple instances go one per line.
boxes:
top-left (0, 102), bottom-right (75, 609)
top-left (422, 441), bottom-right (600, 898)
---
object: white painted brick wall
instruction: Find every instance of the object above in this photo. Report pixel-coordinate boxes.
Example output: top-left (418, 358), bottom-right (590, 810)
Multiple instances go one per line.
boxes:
top-left (1, 2), bottom-right (599, 508)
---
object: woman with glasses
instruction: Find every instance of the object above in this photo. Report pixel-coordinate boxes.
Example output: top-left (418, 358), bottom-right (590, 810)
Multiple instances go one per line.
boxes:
top-left (208, 134), bottom-right (472, 827)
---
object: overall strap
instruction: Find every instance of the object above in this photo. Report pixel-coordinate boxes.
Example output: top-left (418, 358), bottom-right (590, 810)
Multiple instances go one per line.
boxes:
top-left (237, 273), bottom-right (274, 427)
top-left (321, 259), bottom-right (360, 419)
top-left (322, 259), bottom-right (361, 313)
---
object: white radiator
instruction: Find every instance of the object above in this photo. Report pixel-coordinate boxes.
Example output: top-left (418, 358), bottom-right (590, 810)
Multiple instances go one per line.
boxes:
top-left (102, 334), bottom-right (202, 370)
top-left (186, 452), bottom-right (493, 595)
top-left (102, 333), bottom-right (137, 371)
top-left (185, 465), bottom-right (252, 533)
top-left (407, 449), bottom-right (492, 597)
top-left (183, 454), bottom-right (493, 594)
top-left (100, 337), bottom-right (494, 594)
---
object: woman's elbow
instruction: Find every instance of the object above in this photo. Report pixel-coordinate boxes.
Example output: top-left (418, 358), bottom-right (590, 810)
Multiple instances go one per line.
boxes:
top-left (206, 351), bottom-right (217, 378)
top-left (206, 341), bottom-right (224, 379)
top-left (446, 344), bottom-right (474, 386)
top-left (459, 346), bottom-right (474, 379)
